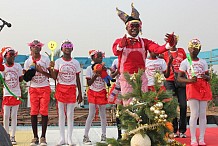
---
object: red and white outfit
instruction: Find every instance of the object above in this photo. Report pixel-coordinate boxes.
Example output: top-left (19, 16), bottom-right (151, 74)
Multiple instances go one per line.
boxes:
top-left (84, 65), bottom-right (107, 138)
top-left (145, 58), bottom-right (167, 91)
top-left (86, 65), bottom-right (108, 105)
top-left (54, 57), bottom-right (81, 145)
top-left (24, 55), bottom-right (51, 116)
top-left (179, 58), bottom-right (212, 144)
top-left (113, 35), bottom-right (169, 105)
top-left (1, 63), bottom-right (22, 137)
top-left (108, 59), bottom-right (121, 104)
top-left (179, 58), bottom-right (212, 101)
top-left (162, 48), bottom-right (186, 81)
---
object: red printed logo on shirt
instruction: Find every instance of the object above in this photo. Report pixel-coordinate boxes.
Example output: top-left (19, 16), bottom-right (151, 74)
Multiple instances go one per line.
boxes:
top-left (5, 71), bottom-right (18, 88)
top-left (59, 64), bottom-right (76, 83)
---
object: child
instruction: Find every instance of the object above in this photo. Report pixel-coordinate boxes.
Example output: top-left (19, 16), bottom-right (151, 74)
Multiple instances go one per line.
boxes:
top-left (83, 50), bottom-right (108, 145)
top-left (108, 58), bottom-right (122, 140)
top-left (1, 47), bottom-right (23, 145)
top-left (178, 39), bottom-right (212, 146)
top-left (50, 40), bottom-right (83, 146)
top-left (145, 51), bottom-right (172, 91)
top-left (24, 40), bottom-right (51, 146)
top-left (161, 35), bottom-right (188, 138)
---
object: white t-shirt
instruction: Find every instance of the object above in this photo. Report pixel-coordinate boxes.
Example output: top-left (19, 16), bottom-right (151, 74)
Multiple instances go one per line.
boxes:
top-left (24, 55), bottom-right (50, 87)
top-left (1, 63), bottom-right (23, 96)
top-left (179, 58), bottom-right (208, 79)
top-left (86, 65), bottom-right (106, 91)
top-left (54, 58), bottom-right (81, 85)
top-left (110, 58), bottom-right (120, 80)
top-left (145, 58), bottom-right (167, 86)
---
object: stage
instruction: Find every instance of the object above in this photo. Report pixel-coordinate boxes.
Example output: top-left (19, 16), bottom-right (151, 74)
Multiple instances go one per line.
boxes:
top-left (3, 125), bottom-right (217, 146)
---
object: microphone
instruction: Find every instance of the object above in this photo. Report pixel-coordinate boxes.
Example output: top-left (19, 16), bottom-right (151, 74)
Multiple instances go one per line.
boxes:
top-left (0, 18), bottom-right (12, 27)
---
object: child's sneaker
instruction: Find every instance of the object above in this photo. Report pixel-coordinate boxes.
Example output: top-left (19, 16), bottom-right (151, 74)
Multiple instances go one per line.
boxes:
top-left (179, 133), bottom-right (187, 138)
top-left (10, 136), bottom-right (17, 145)
top-left (173, 133), bottom-right (179, 138)
top-left (199, 141), bottom-right (206, 146)
top-left (101, 134), bottom-right (106, 142)
top-left (40, 137), bottom-right (47, 146)
top-left (83, 135), bottom-right (92, 145)
top-left (190, 142), bottom-right (198, 146)
top-left (30, 137), bottom-right (39, 146)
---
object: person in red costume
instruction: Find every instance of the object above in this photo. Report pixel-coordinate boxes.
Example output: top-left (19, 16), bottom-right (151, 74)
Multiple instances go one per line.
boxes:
top-left (112, 3), bottom-right (176, 106)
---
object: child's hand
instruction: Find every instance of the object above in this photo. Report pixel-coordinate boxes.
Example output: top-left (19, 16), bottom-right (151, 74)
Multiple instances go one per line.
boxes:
top-left (201, 74), bottom-right (210, 81)
top-left (77, 93), bottom-right (83, 104)
top-left (189, 76), bottom-right (197, 83)
top-left (95, 71), bottom-right (101, 77)
top-left (50, 61), bottom-right (55, 68)
top-left (119, 34), bottom-right (127, 48)
top-left (35, 64), bottom-right (44, 73)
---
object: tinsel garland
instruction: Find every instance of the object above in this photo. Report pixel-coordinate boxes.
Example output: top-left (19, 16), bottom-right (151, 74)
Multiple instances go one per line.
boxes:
top-left (122, 123), bottom-right (164, 140)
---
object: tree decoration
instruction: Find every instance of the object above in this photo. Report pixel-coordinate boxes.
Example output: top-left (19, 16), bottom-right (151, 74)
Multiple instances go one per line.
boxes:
top-left (97, 70), bottom-right (184, 146)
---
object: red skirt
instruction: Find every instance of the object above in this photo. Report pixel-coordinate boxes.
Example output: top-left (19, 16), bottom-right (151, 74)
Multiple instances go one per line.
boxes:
top-left (87, 89), bottom-right (108, 105)
top-left (55, 84), bottom-right (76, 103)
top-left (186, 78), bottom-right (212, 101)
top-left (2, 96), bottom-right (21, 106)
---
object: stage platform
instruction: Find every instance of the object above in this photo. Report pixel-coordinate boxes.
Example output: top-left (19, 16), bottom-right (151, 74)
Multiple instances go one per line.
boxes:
top-left (7, 125), bottom-right (218, 146)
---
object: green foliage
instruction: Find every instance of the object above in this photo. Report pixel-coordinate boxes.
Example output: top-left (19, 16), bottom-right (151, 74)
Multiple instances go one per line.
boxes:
top-left (210, 72), bottom-right (218, 105)
top-left (20, 81), bottom-right (28, 99)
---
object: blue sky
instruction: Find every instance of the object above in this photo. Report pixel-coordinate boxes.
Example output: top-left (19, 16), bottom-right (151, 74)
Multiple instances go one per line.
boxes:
top-left (1, 0), bottom-right (218, 57)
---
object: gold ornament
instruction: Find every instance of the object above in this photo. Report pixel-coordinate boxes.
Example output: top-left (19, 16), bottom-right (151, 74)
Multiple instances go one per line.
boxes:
top-left (150, 106), bottom-right (155, 112)
top-left (164, 114), bottom-right (168, 118)
top-left (130, 73), bottom-right (137, 81)
top-left (154, 109), bottom-right (160, 115)
top-left (159, 114), bottom-right (165, 119)
top-left (160, 110), bottom-right (165, 115)
top-left (155, 102), bottom-right (163, 109)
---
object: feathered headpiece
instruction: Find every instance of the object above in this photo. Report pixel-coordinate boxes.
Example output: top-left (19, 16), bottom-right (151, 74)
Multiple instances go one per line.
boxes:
top-left (28, 40), bottom-right (44, 48)
top-left (116, 3), bottom-right (141, 24)
top-left (61, 40), bottom-right (73, 50)
top-left (188, 39), bottom-right (201, 49)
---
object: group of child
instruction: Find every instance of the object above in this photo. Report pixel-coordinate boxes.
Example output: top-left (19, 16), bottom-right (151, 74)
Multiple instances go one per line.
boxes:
top-left (1, 4), bottom-right (212, 146)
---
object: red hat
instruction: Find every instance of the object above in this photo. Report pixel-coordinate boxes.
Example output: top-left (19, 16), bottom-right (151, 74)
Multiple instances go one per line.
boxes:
top-left (89, 50), bottom-right (105, 58)
top-left (1, 47), bottom-right (18, 57)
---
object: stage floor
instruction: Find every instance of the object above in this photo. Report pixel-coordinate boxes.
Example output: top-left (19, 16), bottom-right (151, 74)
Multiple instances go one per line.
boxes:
top-left (10, 125), bottom-right (218, 146)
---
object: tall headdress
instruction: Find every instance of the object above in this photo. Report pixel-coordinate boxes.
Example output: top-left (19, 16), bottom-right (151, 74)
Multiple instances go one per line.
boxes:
top-left (116, 3), bottom-right (141, 24)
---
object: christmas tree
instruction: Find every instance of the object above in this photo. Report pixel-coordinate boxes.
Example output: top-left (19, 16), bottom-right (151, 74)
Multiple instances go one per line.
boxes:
top-left (97, 70), bottom-right (185, 146)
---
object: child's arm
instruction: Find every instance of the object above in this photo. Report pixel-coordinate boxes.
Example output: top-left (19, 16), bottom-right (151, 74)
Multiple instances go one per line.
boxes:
top-left (87, 72), bottom-right (101, 86)
top-left (36, 64), bottom-right (52, 78)
top-left (201, 71), bottom-right (210, 81)
top-left (49, 61), bottom-right (58, 80)
top-left (76, 73), bottom-right (83, 104)
top-left (19, 76), bottom-right (23, 82)
top-left (177, 71), bottom-right (197, 83)
top-left (164, 55), bottom-right (173, 78)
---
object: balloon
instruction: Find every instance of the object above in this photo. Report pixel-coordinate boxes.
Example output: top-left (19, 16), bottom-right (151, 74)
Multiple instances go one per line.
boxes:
top-left (48, 41), bottom-right (57, 61)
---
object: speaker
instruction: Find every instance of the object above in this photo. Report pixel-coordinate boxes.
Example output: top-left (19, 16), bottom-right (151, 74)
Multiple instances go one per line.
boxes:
top-left (0, 124), bottom-right (12, 146)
